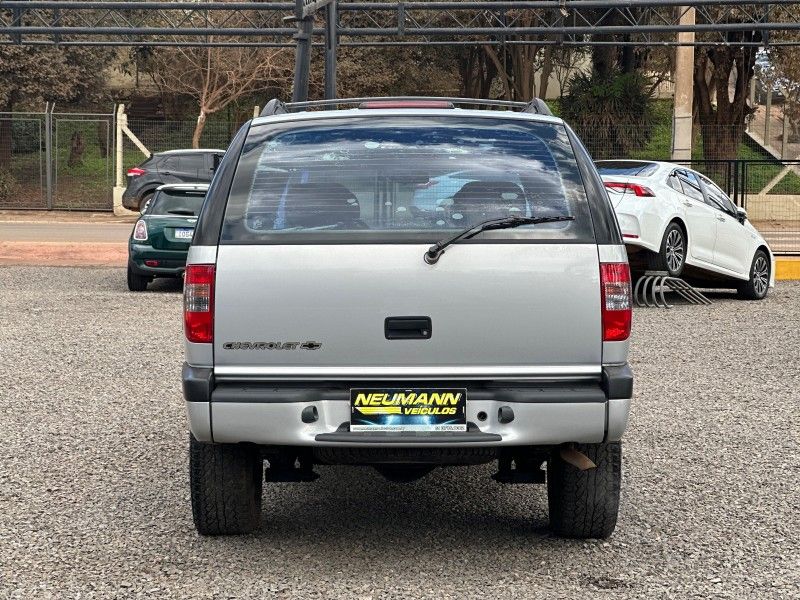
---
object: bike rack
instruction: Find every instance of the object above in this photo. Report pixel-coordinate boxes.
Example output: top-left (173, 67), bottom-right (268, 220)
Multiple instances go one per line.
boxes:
top-left (633, 271), bottom-right (712, 308)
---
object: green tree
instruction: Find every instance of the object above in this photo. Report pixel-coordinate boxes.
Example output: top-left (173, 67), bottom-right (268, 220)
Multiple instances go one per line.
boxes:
top-left (693, 36), bottom-right (761, 160)
top-left (0, 45), bottom-right (106, 164)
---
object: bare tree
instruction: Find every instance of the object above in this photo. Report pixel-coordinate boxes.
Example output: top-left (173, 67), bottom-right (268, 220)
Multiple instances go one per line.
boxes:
top-left (476, 8), bottom-right (563, 101)
top-left (144, 4), bottom-right (293, 147)
top-left (148, 44), bottom-right (292, 147)
top-left (551, 47), bottom-right (589, 100)
top-left (770, 34), bottom-right (800, 144)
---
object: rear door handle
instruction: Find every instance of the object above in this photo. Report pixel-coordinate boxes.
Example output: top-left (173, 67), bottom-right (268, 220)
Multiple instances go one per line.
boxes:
top-left (716, 216), bottom-right (726, 222)
top-left (683, 201), bottom-right (692, 207)
top-left (385, 316), bottom-right (432, 340)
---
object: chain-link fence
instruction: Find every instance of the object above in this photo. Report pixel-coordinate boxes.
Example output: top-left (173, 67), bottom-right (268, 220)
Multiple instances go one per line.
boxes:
top-left (0, 109), bottom-right (113, 210)
top-left (749, 76), bottom-right (798, 162)
top-left (119, 118), bottom-right (245, 195)
top-left (1, 106), bottom-right (800, 252)
top-left (0, 112), bottom-right (47, 209)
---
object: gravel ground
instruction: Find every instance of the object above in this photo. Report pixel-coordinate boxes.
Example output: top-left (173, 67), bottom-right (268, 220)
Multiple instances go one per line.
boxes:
top-left (0, 267), bottom-right (798, 599)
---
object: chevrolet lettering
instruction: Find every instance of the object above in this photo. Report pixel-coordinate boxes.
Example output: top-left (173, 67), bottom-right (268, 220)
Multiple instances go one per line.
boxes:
top-left (222, 341), bottom-right (322, 350)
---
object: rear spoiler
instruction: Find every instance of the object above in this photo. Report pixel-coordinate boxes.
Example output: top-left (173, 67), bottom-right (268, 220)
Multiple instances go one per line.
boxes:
top-left (260, 96), bottom-right (552, 117)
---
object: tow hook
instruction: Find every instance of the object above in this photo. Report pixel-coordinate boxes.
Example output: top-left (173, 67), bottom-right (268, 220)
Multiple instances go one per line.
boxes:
top-left (264, 452), bottom-right (319, 483)
top-left (559, 445), bottom-right (597, 471)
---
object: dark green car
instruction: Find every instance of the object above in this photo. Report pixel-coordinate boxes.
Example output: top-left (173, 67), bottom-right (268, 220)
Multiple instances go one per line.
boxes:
top-left (127, 184), bottom-right (208, 291)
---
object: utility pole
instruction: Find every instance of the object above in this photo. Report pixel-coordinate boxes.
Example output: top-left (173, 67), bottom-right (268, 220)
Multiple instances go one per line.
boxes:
top-left (291, 0), bottom-right (315, 102)
top-left (671, 6), bottom-right (695, 161)
top-left (324, 1), bottom-right (338, 99)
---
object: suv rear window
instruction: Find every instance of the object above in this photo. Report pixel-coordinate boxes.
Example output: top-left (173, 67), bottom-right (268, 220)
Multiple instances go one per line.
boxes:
top-left (221, 116), bottom-right (594, 243)
top-left (149, 190), bottom-right (205, 216)
top-left (595, 161), bottom-right (659, 177)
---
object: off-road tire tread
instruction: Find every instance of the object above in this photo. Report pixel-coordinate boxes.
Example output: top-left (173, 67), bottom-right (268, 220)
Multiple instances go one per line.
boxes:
top-left (547, 442), bottom-right (621, 539)
top-left (190, 434), bottom-right (262, 535)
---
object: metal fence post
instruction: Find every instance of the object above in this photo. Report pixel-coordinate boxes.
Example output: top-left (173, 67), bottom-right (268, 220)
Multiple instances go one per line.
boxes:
top-left (291, 0), bottom-right (314, 103)
top-left (764, 88), bottom-right (772, 147)
top-left (324, 1), bottom-right (338, 100)
top-left (44, 103), bottom-right (53, 210)
top-left (781, 105), bottom-right (789, 159)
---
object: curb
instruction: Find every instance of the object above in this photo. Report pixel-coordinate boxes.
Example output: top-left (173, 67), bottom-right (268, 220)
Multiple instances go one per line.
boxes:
top-left (776, 258), bottom-right (800, 281)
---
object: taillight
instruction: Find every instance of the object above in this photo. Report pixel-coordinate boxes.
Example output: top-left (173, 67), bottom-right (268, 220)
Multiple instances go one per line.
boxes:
top-left (184, 265), bottom-right (215, 344)
top-left (359, 100), bottom-right (454, 109)
top-left (603, 181), bottom-right (655, 197)
top-left (127, 167), bottom-right (146, 177)
top-left (132, 220), bottom-right (148, 241)
top-left (600, 262), bottom-right (632, 342)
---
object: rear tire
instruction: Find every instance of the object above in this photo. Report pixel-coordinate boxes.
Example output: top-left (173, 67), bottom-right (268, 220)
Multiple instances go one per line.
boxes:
top-left (139, 191), bottom-right (154, 212)
top-left (547, 442), bottom-right (621, 539)
top-left (126, 265), bottom-right (150, 291)
top-left (737, 250), bottom-right (770, 300)
top-left (190, 434), bottom-right (263, 535)
top-left (648, 222), bottom-right (686, 277)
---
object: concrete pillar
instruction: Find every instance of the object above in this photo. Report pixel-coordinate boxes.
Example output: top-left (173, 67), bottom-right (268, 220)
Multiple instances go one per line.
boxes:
top-left (671, 7), bottom-right (695, 161)
top-left (113, 104), bottom-right (138, 217)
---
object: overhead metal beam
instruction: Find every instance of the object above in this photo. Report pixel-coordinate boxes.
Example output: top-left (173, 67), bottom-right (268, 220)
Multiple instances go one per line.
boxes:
top-left (0, 0), bottom-right (797, 47)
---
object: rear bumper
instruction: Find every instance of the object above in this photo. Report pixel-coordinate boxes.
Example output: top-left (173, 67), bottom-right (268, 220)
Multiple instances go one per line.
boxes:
top-left (183, 364), bottom-right (633, 447)
top-left (129, 245), bottom-right (188, 277)
top-left (614, 201), bottom-right (663, 253)
top-left (121, 185), bottom-right (142, 209)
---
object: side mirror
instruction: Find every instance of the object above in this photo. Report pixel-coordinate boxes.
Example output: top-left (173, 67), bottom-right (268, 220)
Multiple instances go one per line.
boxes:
top-left (736, 207), bottom-right (747, 223)
top-left (212, 153), bottom-right (223, 172)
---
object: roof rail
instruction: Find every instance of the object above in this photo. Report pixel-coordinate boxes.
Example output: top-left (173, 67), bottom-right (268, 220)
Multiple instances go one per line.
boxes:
top-left (258, 96), bottom-right (553, 116)
top-left (260, 98), bottom-right (288, 117)
top-left (523, 98), bottom-right (553, 116)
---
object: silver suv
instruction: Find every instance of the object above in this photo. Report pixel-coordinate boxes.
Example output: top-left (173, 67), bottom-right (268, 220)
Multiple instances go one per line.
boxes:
top-left (182, 98), bottom-right (633, 539)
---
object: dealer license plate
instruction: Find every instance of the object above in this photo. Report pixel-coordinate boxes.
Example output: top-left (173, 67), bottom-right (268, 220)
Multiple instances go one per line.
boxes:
top-left (174, 228), bottom-right (194, 240)
top-left (350, 388), bottom-right (467, 432)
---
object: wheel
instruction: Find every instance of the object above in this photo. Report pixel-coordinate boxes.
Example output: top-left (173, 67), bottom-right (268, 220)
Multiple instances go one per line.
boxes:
top-left (190, 434), bottom-right (263, 535)
top-left (737, 250), bottom-right (770, 300)
top-left (139, 191), bottom-right (154, 212)
top-left (547, 442), bottom-right (621, 539)
top-left (126, 265), bottom-right (150, 291)
top-left (648, 222), bottom-right (686, 277)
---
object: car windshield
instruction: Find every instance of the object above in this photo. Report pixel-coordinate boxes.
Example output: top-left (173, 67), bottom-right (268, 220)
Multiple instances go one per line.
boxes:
top-left (221, 116), bottom-right (594, 243)
top-left (149, 190), bottom-right (205, 216)
top-left (595, 161), bottom-right (659, 177)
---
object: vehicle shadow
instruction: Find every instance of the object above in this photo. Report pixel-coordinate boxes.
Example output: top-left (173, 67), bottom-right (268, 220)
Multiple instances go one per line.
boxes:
top-left (146, 277), bottom-right (183, 293)
top-left (246, 464), bottom-right (554, 557)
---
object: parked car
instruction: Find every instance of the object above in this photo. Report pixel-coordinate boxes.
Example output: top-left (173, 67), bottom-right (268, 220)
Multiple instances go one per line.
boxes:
top-left (122, 149), bottom-right (224, 211)
top-left (183, 97), bottom-right (633, 539)
top-left (596, 160), bottom-right (774, 299)
top-left (127, 183), bottom-right (208, 291)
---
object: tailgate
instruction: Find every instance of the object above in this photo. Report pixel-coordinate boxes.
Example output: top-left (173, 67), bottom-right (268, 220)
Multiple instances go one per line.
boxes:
top-left (147, 217), bottom-right (196, 250)
top-left (213, 243), bottom-right (601, 379)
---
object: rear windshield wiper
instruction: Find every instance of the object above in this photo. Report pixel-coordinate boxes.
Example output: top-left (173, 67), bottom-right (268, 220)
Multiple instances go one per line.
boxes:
top-left (424, 215), bottom-right (575, 264)
top-left (167, 209), bottom-right (197, 216)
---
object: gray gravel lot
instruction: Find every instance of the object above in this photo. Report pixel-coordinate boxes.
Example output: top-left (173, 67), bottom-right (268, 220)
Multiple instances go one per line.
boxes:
top-left (0, 266), bottom-right (798, 599)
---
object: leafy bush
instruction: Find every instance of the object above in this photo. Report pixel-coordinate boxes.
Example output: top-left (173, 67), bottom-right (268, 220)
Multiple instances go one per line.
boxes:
top-left (0, 168), bottom-right (20, 201)
top-left (561, 72), bottom-right (655, 159)
top-left (11, 120), bottom-right (43, 154)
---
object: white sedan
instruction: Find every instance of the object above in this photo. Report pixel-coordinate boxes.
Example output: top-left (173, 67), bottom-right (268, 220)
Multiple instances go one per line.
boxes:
top-left (595, 160), bottom-right (775, 300)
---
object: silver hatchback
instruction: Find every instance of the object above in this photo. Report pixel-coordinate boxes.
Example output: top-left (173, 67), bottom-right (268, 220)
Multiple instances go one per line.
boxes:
top-left (181, 98), bottom-right (633, 538)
